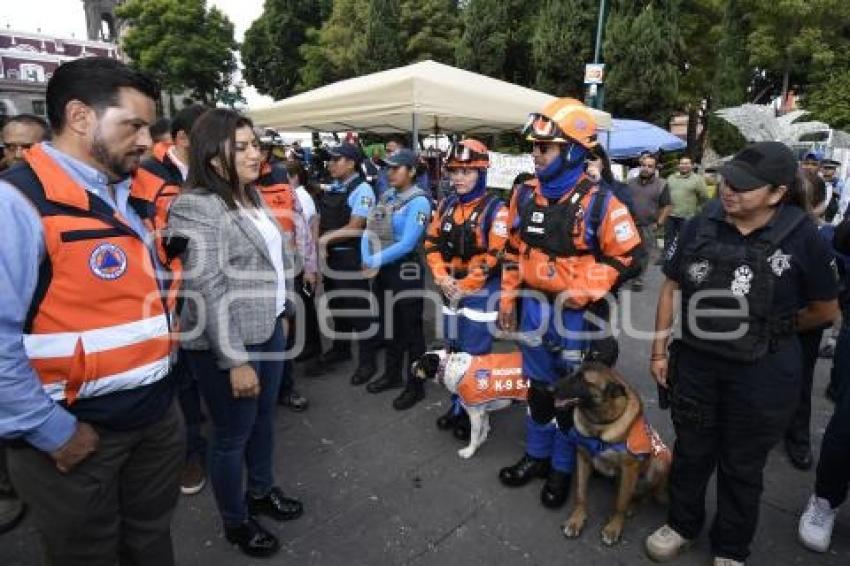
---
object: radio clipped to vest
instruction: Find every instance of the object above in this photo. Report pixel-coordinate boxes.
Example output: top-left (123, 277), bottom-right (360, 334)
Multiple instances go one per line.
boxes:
top-left (366, 187), bottom-right (428, 251)
top-left (436, 193), bottom-right (498, 262)
top-left (518, 179), bottom-right (596, 261)
top-left (679, 203), bottom-right (806, 362)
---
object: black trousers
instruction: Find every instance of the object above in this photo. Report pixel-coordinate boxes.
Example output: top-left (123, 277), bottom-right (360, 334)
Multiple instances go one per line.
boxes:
top-left (321, 247), bottom-right (378, 364)
top-left (785, 327), bottom-right (825, 449)
top-left (281, 273), bottom-right (321, 396)
top-left (7, 403), bottom-right (184, 566)
top-left (367, 256), bottom-right (426, 388)
top-left (667, 341), bottom-right (800, 562)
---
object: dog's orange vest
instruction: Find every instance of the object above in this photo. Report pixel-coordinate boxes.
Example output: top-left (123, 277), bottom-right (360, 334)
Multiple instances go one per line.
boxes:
top-left (456, 351), bottom-right (529, 406)
top-left (626, 415), bottom-right (672, 463)
top-left (13, 144), bottom-right (175, 405)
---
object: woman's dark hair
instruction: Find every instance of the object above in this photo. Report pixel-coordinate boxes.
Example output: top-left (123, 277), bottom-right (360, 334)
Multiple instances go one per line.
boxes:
top-left (512, 172), bottom-right (534, 187)
top-left (589, 144), bottom-right (616, 184)
top-left (186, 109), bottom-right (256, 209)
top-left (284, 159), bottom-right (320, 197)
top-left (46, 57), bottom-right (159, 132)
top-left (795, 168), bottom-right (826, 213)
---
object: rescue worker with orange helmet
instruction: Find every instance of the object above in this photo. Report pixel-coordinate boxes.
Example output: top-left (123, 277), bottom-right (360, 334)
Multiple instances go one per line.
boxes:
top-left (424, 138), bottom-right (509, 439)
top-left (497, 98), bottom-right (641, 509)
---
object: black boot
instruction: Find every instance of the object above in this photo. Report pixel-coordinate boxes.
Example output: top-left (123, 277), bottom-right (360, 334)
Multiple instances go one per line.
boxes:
top-left (393, 382), bottom-right (425, 410)
top-left (247, 487), bottom-right (304, 521)
top-left (368, 345), bottom-right (403, 393)
top-left (540, 470), bottom-right (571, 509)
top-left (350, 360), bottom-right (377, 386)
top-left (452, 410), bottom-right (471, 441)
top-left (436, 405), bottom-right (460, 430)
top-left (224, 517), bottom-right (280, 558)
top-left (498, 454), bottom-right (550, 487)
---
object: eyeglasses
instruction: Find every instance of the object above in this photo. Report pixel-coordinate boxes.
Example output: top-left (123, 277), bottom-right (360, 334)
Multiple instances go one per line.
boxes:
top-left (522, 113), bottom-right (565, 141)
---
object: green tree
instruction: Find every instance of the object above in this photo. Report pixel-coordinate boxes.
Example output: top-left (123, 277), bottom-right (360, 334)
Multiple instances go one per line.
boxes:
top-left (241, 0), bottom-right (324, 100)
top-left (400, 0), bottom-right (460, 63)
top-left (804, 70), bottom-right (850, 130)
top-left (117, 0), bottom-right (237, 105)
top-left (455, 0), bottom-right (535, 85)
top-left (530, 0), bottom-right (596, 97)
top-left (744, 0), bottom-right (850, 100)
top-left (297, 0), bottom-right (403, 90)
top-left (603, 1), bottom-right (680, 124)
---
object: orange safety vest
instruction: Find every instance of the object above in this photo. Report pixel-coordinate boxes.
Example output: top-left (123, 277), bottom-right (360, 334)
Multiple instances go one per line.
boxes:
top-left (625, 415), bottom-right (672, 464)
top-left (131, 142), bottom-right (184, 266)
top-left (256, 161), bottom-right (297, 235)
top-left (456, 351), bottom-right (529, 406)
top-left (10, 144), bottom-right (175, 405)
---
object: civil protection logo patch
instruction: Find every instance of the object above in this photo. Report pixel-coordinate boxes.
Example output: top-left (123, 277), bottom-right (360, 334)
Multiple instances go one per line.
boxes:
top-left (89, 243), bottom-right (127, 280)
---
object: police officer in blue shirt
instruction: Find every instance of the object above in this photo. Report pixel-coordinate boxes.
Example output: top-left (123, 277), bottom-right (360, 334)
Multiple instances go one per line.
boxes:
top-left (645, 142), bottom-right (840, 564)
top-left (307, 143), bottom-right (378, 381)
top-left (360, 149), bottom-right (432, 410)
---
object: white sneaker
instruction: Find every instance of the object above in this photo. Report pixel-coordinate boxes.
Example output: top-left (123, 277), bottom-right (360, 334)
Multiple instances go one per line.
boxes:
top-left (645, 524), bottom-right (693, 562)
top-left (713, 558), bottom-right (744, 565)
top-left (799, 495), bottom-right (837, 553)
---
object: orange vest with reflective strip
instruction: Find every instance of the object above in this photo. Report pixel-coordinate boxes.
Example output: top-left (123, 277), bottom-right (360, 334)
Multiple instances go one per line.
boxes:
top-left (626, 415), bottom-right (672, 464)
top-left (257, 162), bottom-right (297, 234)
top-left (13, 144), bottom-right (174, 405)
top-left (132, 142), bottom-right (183, 267)
top-left (456, 351), bottom-right (529, 406)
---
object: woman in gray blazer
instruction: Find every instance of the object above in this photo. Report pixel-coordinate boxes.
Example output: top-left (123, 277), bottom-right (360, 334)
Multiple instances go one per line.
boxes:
top-left (168, 109), bottom-right (301, 558)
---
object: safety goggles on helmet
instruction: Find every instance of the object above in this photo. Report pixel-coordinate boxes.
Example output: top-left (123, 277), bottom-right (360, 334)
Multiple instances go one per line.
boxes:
top-left (522, 113), bottom-right (569, 143)
top-left (446, 140), bottom-right (489, 169)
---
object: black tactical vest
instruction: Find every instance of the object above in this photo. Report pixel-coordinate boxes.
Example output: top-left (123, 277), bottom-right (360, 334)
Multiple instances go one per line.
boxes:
top-left (436, 193), bottom-right (498, 262)
top-left (678, 203), bottom-right (806, 362)
top-left (319, 175), bottom-right (364, 241)
top-left (518, 179), bottom-right (595, 259)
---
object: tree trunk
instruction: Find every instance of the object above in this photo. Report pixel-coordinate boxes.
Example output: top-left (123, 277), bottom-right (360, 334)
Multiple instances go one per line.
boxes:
top-left (780, 49), bottom-right (791, 112)
top-left (686, 104), bottom-right (699, 159)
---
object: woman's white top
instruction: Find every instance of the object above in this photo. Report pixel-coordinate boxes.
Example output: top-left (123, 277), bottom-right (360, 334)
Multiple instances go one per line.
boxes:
top-left (294, 185), bottom-right (317, 224)
top-left (240, 204), bottom-right (287, 316)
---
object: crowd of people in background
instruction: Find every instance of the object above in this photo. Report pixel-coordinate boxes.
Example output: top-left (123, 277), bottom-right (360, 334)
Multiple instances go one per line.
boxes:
top-left (0, 56), bottom-right (849, 566)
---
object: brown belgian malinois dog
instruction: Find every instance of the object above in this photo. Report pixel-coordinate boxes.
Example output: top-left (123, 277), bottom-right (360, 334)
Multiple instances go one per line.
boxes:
top-left (553, 362), bottom-right (671, 545)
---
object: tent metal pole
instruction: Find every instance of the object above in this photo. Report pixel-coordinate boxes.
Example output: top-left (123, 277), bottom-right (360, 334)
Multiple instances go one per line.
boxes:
top-left (412, 113), bottom-right (420, 149)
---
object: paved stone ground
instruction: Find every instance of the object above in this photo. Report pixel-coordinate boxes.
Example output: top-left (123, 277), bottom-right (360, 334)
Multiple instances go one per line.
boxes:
top-left (2, 266), bottom-right (849, 565)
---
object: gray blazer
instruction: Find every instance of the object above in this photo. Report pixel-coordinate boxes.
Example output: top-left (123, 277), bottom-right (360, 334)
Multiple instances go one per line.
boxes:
top-left (169, 188), bottom-right (294, 369)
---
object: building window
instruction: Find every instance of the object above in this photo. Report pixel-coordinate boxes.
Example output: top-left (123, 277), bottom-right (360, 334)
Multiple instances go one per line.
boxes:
top-left (55, 39), bottom-right (65, 53)
top-left (19, 64), bottom-right (45, 82)
top-left (32, 100), bottom-right (46, 117)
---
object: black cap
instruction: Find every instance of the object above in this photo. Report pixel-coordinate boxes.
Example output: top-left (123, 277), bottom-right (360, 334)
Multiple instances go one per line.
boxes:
top-left (327, 143), bottom-right (363, 163)
top-left (379, 148), bottom-right (418, 168)
top-left (719, 142), bottom-right (798, 192)
top-left (822, 158), bottom-right (841, 168)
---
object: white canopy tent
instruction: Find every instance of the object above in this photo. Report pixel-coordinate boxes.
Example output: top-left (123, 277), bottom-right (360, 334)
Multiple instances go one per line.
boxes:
top-left (248, 60), bottom-right (612, 136)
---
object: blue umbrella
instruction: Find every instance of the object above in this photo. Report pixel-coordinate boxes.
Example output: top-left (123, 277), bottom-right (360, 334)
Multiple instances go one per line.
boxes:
top-left (597, 119), bottom-right (686, 159)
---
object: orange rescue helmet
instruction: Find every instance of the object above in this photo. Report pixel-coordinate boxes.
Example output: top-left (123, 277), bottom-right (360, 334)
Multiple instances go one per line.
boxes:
top-left (522, 97), bottom-right (598, 149)
top-left (446, 138), bottom-right (490, 169)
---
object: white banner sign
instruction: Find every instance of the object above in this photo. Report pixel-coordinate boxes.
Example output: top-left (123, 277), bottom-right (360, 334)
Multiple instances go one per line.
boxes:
top-left (487, 151), bottom-right (535, 190)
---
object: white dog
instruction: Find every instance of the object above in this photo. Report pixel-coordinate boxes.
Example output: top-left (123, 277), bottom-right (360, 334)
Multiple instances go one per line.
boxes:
top-left (413, 349), bottom-right (528, 459)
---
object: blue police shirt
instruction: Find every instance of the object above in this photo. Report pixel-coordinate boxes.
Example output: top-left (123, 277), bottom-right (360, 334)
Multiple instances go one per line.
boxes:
top-left (664, 204), bottom-right (839, 313)
top-left (0, 144), bottom-right (155, 452)
top-left (360, 187), bottom-right (431, 268)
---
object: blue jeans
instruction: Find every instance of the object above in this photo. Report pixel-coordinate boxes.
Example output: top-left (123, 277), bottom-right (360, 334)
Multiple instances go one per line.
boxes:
top-left (185, 320), bottom-right (285, 528)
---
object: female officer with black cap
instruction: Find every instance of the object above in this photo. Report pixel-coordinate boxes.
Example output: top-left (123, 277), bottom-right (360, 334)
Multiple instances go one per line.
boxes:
top-left (645, 142), bottom-right (840, 565)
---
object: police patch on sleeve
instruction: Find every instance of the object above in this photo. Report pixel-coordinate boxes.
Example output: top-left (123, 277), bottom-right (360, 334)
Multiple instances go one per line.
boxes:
top-left (416, 211), bottom-right (428, 225)
top-left (89, 243), bottom-right (128, 280)
top-left (613, 221), bottom-right (635, 243)
top-left (360, 196), bottom-right (373, 207)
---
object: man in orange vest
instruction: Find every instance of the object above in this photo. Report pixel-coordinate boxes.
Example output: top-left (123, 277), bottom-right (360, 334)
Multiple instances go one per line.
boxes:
top-left (498, 98), bottom-right (641, 509)
top-left (133, 103), bottom-right (210, 497)
top-left (0, 57), bottom-right (183, 565)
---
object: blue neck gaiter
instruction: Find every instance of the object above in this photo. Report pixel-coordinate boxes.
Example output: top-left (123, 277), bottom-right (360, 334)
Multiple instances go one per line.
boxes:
top-left (538, 144), bottom-right (587, 200)
top-left (458, 169), bottom-right (488, 204)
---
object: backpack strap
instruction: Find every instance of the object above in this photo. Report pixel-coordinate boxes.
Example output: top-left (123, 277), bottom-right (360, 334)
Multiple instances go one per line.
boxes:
top-left (584, 185), bottom-right (610, 259)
